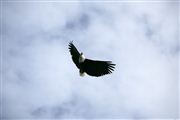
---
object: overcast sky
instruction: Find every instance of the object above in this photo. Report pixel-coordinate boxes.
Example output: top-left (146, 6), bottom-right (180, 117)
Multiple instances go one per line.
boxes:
top-left (1, 1), bottom-right (179, 119)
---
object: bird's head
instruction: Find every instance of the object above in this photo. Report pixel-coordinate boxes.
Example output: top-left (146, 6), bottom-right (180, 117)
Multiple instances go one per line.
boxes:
top-left (79, 52), bottom-right (85, 63)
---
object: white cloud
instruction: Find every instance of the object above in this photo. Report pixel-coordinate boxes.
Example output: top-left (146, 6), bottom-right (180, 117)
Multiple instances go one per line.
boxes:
top-left (1, 1), bottom-right (179, 119)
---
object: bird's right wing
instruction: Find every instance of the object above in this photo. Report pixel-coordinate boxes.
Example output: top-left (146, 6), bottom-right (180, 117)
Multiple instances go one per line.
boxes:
top-left (68, 41), bottom-right (80, 68)
top-left (83, 59), bottom-right (115, 77)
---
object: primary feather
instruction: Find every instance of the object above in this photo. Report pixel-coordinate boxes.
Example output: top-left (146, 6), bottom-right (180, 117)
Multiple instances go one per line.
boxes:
top-left (68, 41), bottom-right (80, 68)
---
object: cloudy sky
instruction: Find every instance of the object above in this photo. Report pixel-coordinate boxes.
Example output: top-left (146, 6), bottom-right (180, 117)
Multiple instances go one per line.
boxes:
top-left (1, 0), bottom-right (179, 119)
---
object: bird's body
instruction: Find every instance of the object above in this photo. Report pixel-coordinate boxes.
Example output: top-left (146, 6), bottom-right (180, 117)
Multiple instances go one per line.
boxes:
top-left (79, 54), bottom-right (86, 76)
top-left (68, 41), bottom-right (115, 77)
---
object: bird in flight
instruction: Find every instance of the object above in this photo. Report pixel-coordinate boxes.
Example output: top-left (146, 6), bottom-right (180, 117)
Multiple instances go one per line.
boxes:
top-left (68, 41), bottom-right (115, 77)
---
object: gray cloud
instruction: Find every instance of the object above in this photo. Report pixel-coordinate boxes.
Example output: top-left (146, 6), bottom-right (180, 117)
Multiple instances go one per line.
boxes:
top-left (1, 1), bottom-right (179, 119)
top-left (65, 13), bottom-right (90, 30)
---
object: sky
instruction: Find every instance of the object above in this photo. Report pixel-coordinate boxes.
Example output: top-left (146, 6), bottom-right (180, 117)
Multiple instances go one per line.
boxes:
top-left (1, 0), bottom-right (179, 119)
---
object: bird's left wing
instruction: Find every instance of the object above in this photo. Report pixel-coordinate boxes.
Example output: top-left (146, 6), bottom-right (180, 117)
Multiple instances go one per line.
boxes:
top-left (83, 59), bottom-right (115, 77)
top-left (68, 41), bottom-right (80, 68)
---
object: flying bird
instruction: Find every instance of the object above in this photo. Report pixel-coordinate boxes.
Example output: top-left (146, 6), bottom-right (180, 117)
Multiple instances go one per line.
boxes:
top-left (68, 41), bottom-right (115, 77)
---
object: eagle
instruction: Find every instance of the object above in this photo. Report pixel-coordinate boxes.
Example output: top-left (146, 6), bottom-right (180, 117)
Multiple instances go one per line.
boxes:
top-left (68, 41), bottom-right (115, 77)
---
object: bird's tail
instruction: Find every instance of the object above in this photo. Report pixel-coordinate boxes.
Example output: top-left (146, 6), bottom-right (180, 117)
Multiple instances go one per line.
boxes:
top-left (79, 69), bottom-right (85, 77)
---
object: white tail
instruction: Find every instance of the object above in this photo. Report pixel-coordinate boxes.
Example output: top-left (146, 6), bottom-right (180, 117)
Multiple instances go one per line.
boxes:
top-left (79, 72), bottom-right (85, 77)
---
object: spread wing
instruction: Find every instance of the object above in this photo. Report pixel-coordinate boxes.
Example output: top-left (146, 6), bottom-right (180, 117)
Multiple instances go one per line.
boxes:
top-left (83, 59), bottom-right (115, 77)
top-left (68, 41), bottom-right (80, 68)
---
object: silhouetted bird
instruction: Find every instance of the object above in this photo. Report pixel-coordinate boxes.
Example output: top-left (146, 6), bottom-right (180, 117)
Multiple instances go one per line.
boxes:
top-left (68, 41), bottom-right (115, 77)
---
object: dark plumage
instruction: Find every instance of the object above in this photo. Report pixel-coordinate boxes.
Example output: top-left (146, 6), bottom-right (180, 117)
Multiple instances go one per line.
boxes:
top-left (68, 41), bottom-right (115, 77)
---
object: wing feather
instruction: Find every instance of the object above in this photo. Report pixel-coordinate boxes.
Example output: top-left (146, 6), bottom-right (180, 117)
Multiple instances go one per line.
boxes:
top-left (68, 41), bottom-right (80, 68)
top-left (83, 59), bottom-right (115, 77)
